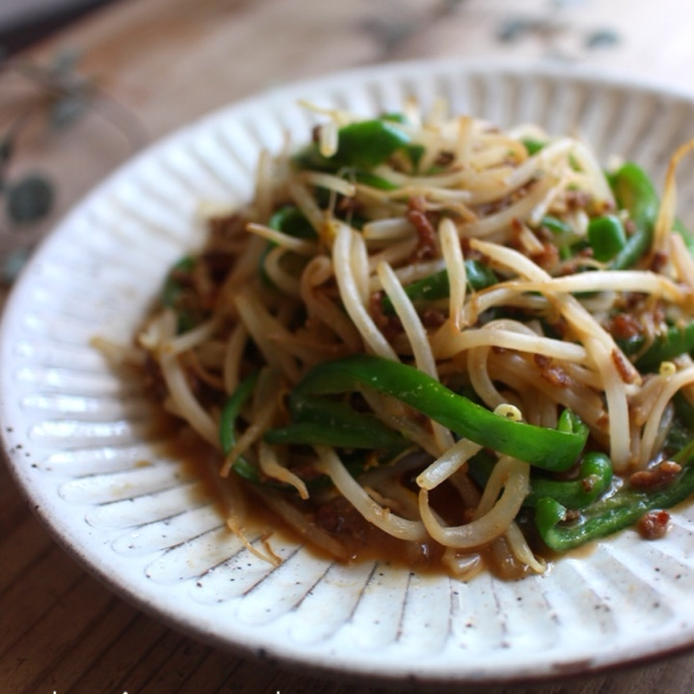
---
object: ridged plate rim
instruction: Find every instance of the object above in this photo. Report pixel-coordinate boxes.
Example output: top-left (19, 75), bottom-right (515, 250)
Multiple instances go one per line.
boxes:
top-left (1, 57), bottom-right (693, 684)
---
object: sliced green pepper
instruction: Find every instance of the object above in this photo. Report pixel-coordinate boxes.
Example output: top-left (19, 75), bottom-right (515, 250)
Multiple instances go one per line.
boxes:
top-left (354, 171), bottom-right (399, 190)
top-left (616, 332), bottom-right (646, 358)
top-left (381, 261), bottom-right (498, 314)
top-left (264, 396), bottom-right (408, 451)
top-left (219, 371), bottom-right (261, 482)
top-left (540, 215), bottom-right (572, 238)
top-left (404, 143), bottom-right (425, 170)
top-left (468, 425), bottom-right (610, 510)
top-left (380, 112), bottom-right (407, 124)
top-left (266, 355), bottom-right (588, 470)
top-left (160, 255), bottom-right (199, 333)
top-left (539, 215), bottom-right (577, 259)
top-left (268, 205), bottom-right (317, 239)
top-left (535, 442), bottom-right (694, 551)
top-left (222, 372), bottom-right (401, 487)
top-left (525, 452), bottom-right (613, 508)
top-left (161, 255), bottom-right (193, 306)
top-left (666, 420), bottom-right (692, 453)
top-left (259, 206), bottom-right (316, 287)
top-left (608, 162), bottom-right (659, 270)
top-left (673, 391), bottom-right (694, 425)
top-left (587, 214), bottom-right (626, 261)
top-left (667, 393), bottom-right (694, 453)
top-left (294, 117), bottom-right (413, 174)
top-left (522, 138), bottom-right (545, 155)
top-left (635, 322), bottom-right (694, 371)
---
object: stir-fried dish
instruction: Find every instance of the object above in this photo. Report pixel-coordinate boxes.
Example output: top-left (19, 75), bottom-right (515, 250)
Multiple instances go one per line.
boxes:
top-left (130, 102), bottom-right (694, 578)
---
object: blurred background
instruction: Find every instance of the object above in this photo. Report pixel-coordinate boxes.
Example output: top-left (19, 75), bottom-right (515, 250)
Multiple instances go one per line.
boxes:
top-left (0, 0), bottom-right (691, 295)
top-left (1, 1), bottom-right (692, 692)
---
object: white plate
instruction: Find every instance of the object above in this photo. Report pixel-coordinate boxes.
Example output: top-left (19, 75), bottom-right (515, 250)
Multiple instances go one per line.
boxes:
top-left (2, 58), bottom-right (693, 684)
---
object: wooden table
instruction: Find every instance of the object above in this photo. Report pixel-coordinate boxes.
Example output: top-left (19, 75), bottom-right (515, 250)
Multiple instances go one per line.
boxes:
top-left (2, 1), bottom-right (693, 691)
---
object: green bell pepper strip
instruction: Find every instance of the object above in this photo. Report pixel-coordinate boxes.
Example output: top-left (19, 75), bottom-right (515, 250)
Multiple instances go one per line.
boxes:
top-left (667, 391), bottom-right (694, 453)
top-left (264, 396), bottom-right (409, 451)
top-left (539, 215), bottom-right (580, 260)
top-left (294, 115), bottom-right (426, 177)
top-left (161, 255), bottom-right (194, 307)
top-left (587, 214), bottom-right (627, 261)
top-left (380, 112), bottom-right (407, 124)
top-left (259, 206), bottom-right (316, 287)
top-left (634, 321), bottom-right (694, 371)
top-left (673, 391), bottom-right (694, 425)
top-left (219, 371), bottom-right (262, 482)
top-left (404, 143), bottom-right (425, 170)
top-left (608, 162), bottom-right (659, 270)
top-left (221, 372), bottom-right (401, 487)
top-left (522, 138), bottom-right (545, 155)
top-left (665, 420), bottom-right (692, 453)
top-left (378, 115), bottom-right (425, 167)
top-left (160, 255), bottom-right (198, 333)
top-left (353, 171), bottom-right (399, 190)
top-left (381, 261), bottom-right (498, 314)
top-left (540, 215), bottom-right (572, 237)
top-left (468, 442), bottom-right (611, 509)
top-left (525, 452), bottom-right (613, 508)
top-left (268, 205), bottom-right (317, 239)
top-left (266, 355), bottom-right (588, 470)
top-left (556, 407), bottom-right (586, 436)
top-left (615, 332), bottom-right (646, 357)
top-left (535, 442), bottom-right (694, 551)
top-left (607, 163), bottom-right (693, 261)
top-left (316, 119), bottom-right (413, 170)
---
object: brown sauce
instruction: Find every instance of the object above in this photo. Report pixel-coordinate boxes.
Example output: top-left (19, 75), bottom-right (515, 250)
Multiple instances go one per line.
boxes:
top-left (150, 417), bottom-right (691, 582)
top-left (158, 423), bottom-right (530, 581)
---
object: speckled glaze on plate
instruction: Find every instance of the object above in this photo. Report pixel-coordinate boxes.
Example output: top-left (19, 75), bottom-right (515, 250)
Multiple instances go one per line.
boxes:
top-left (2, 59), bottom-right (693, 683)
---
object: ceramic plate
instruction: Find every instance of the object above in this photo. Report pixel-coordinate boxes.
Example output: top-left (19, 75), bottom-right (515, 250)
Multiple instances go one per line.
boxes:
top-left (2, 59), bottom-right (693, 683)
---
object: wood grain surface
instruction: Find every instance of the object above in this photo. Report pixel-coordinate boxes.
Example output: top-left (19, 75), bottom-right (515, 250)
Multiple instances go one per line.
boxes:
top-left (1, 1), bottom-right (693, 692)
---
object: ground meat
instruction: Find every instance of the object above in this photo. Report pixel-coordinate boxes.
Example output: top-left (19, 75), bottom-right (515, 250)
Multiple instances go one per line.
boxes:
top-left (142, 355), bottom-right (168, 399)
top-left (610, 313), bottom-right (642, 340)
top-left (201, 251), bottom-right (236, 286)
top-left (630, 461), bottom-right (681, 490)
top-left (191, 259), bottom-right (217, 310)
top-left (565, 189), bottom-right (593, 211)
top-left (556, 247), bottom-right (595, 276)
top-left (314, 497), bottom-right (368, 541)
top-left (621, 292), bottom-right (644, 311)
top-left (546, 317), bottom-right (568, 339)
top-left (533, 354), bottom-right (570, 387)
top-left (611, 348), bottom-right (637, 383)
top-left (637, 510), bottom-right (670, 540)
top-left (649, 251), bottom-right (669, 273)
top-left (369, 291), bottom-right (402, 340)
top-left (596, 412), bottom-right (610, 431)
top-left (434, 150), bottom-right (455, 168)
top-left (407, 196), bottom-right (438, 259)
top-left (336, 194), bottom-right (359, 215)
top-left (459, 236), bottom-right (484, 262)
top-left (530, 242), bottom-right (560, 272)
top-left (509, 217), bottom-right (524, 248)
top-left (288, 460), bottom-right (324, 484)
top-left (581, 476), bottom-right (597, 492)
top-left (208, 213), bottom-right (245, 241)
top-left (420, 309), bottom-right (447, 327)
